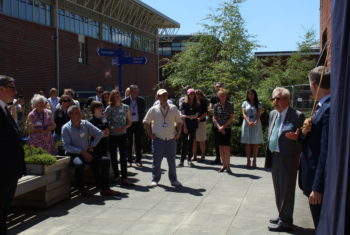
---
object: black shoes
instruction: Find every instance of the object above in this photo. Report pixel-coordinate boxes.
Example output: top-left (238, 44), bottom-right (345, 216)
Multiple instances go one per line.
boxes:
top-left (268, 220), bottom-right (292, 232)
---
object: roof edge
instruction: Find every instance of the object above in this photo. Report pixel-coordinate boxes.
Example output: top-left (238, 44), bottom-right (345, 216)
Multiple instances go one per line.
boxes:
top-left (134, 0), bottom-right (180, 28)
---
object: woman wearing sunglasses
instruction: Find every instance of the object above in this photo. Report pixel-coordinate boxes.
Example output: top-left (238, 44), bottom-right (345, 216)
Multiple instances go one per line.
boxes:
top-left (54, 94), bottom-right (73, 143)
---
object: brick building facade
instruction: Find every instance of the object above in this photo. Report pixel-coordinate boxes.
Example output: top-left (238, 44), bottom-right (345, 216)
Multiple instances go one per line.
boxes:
top-left (320, 0), bottom-right (331, 66)
top-left (0, 0), bottom-right (179, 98)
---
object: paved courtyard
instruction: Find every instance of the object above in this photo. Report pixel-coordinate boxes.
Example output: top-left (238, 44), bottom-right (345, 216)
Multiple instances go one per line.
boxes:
top-left (8, 155), bottom-right (315, 235)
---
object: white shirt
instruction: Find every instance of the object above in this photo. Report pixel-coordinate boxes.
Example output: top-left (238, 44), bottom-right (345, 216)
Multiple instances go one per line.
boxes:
top-left (130, 98), bottom-right (139, 122)
top-left (275, 107), bottom-right (289, 152)
top-left (143, 104), bottom-right (182, 140)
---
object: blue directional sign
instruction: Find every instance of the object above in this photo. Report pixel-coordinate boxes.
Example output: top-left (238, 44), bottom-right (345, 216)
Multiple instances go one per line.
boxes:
top-left (112, 57), bottom-right (120, 66)
top-left (120, 57), bottom-right (148, 65)
top-left (97, 44), bottom-right (148, 94)
top-left (96, 48), bottom-right (122, 57)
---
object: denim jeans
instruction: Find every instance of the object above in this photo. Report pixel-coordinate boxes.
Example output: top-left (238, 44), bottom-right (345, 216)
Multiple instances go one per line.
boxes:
top-left (152, 138), bottom-right (177, 183)
top-left (68, 153), bottom-right (110, 190)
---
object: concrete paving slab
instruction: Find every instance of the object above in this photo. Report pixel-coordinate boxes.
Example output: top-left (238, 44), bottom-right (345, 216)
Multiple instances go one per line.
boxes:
top-left (8, 155), bottom-right (315, 235)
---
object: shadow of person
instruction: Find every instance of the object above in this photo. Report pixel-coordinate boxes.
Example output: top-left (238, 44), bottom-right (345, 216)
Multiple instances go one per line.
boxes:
top-left (190, 164), bottom-right (223, 172)
top-left (228, 172), bottom-right (262, 180)
top-left (287, 225), bottom-right (315, 235)
top-left (134, 165), bottom-right (166, 173)
top-left (233, 164), bottom-right (271, 172)
top-left (157, 184), bottom-right (206, 196)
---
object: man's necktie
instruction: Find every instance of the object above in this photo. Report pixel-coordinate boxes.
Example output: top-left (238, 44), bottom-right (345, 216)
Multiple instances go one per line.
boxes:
top-left (269, 113), bottom-right (281, 152)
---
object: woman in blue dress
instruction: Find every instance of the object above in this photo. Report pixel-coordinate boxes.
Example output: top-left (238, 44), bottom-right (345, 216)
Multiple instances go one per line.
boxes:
top-left (240, 89), bottom-right (264, 168)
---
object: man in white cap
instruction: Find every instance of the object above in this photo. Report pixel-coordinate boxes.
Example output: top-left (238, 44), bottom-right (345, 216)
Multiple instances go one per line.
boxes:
top-left (143, 89), bottom-right (183, 187)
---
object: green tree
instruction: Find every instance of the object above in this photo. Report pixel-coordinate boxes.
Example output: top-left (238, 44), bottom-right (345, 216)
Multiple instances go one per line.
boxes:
top-left (257, 29), bottom-right (319, 107)
top-left (161, 0), bottom-right (259, 99)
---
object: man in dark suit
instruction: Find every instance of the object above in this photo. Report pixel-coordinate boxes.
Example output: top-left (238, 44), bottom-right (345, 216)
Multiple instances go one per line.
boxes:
top-left (122, 85), bottom-right (145, 167)
top-left (299, 66), bottom-right (330, 228)
top-left (0, 75), bottom-right (25, 235)
top-left (85, 86), bottom-right (104, 108)
top-left (266, 87), bottom-right (304, 232)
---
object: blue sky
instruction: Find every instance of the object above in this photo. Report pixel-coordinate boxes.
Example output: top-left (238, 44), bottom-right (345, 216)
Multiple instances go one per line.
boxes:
top-left (142, 0), bottom-right (320, 52)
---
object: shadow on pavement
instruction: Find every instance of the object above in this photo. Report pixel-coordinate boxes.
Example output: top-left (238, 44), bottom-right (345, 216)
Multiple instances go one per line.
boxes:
top-left (228, 172), bottom-right (262, 180)
top-left (7, 187), bottom-right (128, 234)
top-left (157, 184), bottom-right (206, 196)
top-left (288, 225), bottom-right (315, 235)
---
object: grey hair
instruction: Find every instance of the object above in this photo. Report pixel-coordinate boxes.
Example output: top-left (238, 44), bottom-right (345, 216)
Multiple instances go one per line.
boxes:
top-left (0, 75), bottom-right (15, 87)
top-left (272, 87), bottom-right (290, 99)
top-left (31, 94), bottom-right (47, 108)
top-left (129, 84), bottom-right (138, 90)
top-left (67, 105), bottom-right (80, 116)
top-left (308, 66), bottom-right (330, 89)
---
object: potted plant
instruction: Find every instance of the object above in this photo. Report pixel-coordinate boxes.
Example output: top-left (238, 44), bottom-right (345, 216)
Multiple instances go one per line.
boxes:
top-left (24, 145), bottom-right (70, 175)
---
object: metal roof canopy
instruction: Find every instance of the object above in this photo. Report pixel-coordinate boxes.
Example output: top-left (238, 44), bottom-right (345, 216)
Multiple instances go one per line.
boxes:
top-left (63, 0), bottom-right (180, 39)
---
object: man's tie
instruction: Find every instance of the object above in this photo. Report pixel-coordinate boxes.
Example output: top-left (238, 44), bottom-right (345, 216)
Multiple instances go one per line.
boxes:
top-left (269, 113), bottom-right (281, 152)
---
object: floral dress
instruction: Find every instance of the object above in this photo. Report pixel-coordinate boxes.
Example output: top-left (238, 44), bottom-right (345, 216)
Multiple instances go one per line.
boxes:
top-left (28, 108), bottom-right (56, 154)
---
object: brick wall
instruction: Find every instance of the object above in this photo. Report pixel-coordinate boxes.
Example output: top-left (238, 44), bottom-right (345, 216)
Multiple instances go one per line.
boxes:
top-left (320, 0), bottom-right (331, 67)
top-left (0, 14), bottom-right (158, 99)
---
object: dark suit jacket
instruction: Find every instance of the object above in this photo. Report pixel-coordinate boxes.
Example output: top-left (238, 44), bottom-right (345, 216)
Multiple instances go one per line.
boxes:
top-left (299, 96), bottom-right (330, 196)
top-left (265, 107), bottom-right (305, 170)
top-left (86, 95), bottom-right (102, 108)
top-left (122, 96), bottom-right (146, 122)
top-left (0, 107), bottom-right (25, 180)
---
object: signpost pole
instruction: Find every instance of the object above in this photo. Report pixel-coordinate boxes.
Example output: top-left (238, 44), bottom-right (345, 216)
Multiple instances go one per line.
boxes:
top-left (118, 64), bottom-right (122, 94)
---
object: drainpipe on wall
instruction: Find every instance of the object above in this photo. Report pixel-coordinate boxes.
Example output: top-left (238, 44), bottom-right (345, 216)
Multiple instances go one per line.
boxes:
top-left (55, 0), bottom-right (60, 92)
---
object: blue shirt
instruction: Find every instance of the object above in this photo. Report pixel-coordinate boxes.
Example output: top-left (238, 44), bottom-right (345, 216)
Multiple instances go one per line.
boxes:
top-left (62, 120), bottom-right (103, 154)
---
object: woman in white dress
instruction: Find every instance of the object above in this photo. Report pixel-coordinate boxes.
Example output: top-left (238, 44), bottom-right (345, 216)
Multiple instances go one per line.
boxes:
top-left (241, 89), bottom-right (264, 168)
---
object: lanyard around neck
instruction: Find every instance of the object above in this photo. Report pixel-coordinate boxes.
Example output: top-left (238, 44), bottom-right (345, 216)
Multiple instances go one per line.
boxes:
top-left (160, 106), bottom-right (169, 123)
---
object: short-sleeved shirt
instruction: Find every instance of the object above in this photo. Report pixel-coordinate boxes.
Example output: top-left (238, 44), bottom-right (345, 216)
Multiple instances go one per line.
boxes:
top-left (180, 102), bottom-right (200, 131)
top-left (105, 104), bottom-right (129, 136)
top-left (214, 101), bottom-right (234, 127)
top-left (143, 104), bottom-right (182, 140)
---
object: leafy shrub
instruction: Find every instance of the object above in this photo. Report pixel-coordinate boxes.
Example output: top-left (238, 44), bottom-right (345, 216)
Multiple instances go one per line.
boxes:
top-left (24, 145), bottom-right (57, 165)
top-left (25, 154), bottom-right (57, 165)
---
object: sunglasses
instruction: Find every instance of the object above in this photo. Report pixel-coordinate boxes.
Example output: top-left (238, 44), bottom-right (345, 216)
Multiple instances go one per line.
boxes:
top-left (62, 99), bottom-right (71, 102)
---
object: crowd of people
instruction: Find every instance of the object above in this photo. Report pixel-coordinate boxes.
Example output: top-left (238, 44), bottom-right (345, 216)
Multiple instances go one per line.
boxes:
top-left (1, 65), bottom-right (330, 233)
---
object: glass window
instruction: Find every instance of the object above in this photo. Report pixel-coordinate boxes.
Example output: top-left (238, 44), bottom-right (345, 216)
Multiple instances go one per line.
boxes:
top-left (26, 0), bottom-right (33, 21)
top-left (84, 18), bottom-right (88, 35)
top-left (46, 4), bottom-right (51, 26)
top-left (0, 0), bottom-right (3, 13)
top-left (39, 1), bottom-right (45, 24)
top-left (12, 0), bottom-right (19, 17)
top-left (33, 0), bottom-right (39, 22)
top-left (58, 9), bottom-right (64, 29)
top-left (79, 16), bottom-right (84, 35)
top-left (69, 12), bottom-right (74, 32)
top-left (5, 0), bottom-right (11, 15)
top-left (88, 19), bottom-right (93, 37)
top-left (93, 21), bottom-right (98, 38)
top-left (64, 10), bottom-right (69, 30)
top-left (19, 0), bottom-right (25, 19)
top-left (74, 14), bottom-right (79, 34)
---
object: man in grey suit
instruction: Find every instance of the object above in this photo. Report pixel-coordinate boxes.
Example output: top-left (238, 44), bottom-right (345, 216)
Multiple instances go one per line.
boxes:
top-left (266, 87), bottom-right (305, 232)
